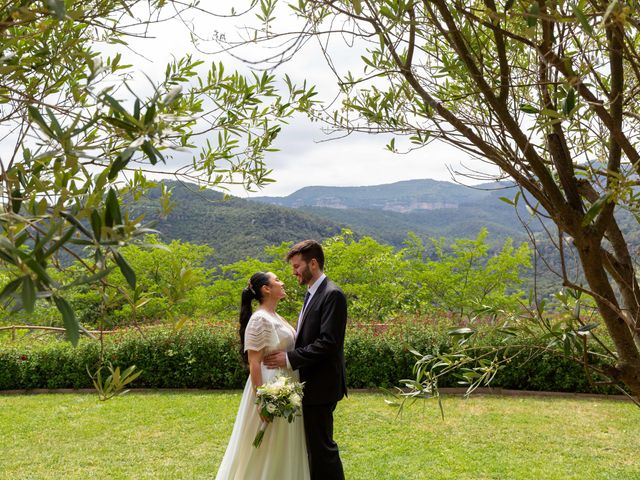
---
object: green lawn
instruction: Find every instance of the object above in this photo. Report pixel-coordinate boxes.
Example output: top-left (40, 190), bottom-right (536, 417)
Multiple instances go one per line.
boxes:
top-left (0, 391), bottom-right (638, 479)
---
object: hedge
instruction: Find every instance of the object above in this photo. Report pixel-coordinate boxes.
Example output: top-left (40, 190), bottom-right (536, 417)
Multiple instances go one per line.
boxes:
top-left (0, 324), bottom-right (618, 394)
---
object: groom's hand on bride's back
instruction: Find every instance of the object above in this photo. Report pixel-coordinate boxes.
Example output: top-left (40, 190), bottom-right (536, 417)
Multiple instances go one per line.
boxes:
top-left (263, 352), bottom-right (286, 369)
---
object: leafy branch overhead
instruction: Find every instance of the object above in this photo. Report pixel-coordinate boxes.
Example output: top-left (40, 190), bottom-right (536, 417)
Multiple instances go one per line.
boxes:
top-left (228, 0), bottom-right (640, 400)
top-left (0, 0), bottom-right (317, 343)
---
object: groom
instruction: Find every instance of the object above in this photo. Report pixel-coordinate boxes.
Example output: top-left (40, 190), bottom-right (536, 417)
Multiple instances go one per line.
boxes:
top-left (264, 239), bottom-right (347, 480)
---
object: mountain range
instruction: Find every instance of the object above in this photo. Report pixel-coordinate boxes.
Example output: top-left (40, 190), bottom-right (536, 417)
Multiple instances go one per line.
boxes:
top-left (253, 179), bottom-right (492, 211)
top-left (255, 179), bottom-right (542, 245)
top-left (132, 183), bottom-right (343, 264)
top-left (134, 179), bottom-right (536, 265)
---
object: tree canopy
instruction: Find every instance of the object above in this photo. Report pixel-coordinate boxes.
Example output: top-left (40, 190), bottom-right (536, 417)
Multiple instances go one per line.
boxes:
top-left (228, 0), bottom-right (640, 400)
top-left (0, 0), bottom-right (315, 343)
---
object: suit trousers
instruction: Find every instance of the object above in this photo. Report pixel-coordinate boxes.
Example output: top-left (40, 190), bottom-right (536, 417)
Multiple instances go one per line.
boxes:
top-left (303, 403), bottom-right (345, 480)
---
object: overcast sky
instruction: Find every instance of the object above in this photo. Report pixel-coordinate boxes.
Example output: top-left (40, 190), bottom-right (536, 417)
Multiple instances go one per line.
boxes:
top-left (110, 3), bottom-right (499, 197)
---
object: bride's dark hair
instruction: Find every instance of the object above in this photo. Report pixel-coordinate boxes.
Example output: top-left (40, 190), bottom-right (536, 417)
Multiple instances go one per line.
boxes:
top-left (239, 272), bottom-right (271, 365)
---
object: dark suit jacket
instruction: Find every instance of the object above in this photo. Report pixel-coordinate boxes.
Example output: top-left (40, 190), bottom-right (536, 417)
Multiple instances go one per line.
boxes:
top-left (288, 277), bottom-right (348, 405)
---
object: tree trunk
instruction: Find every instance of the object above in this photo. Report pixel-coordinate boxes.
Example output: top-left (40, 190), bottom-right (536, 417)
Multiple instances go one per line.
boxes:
top-left (577, 234), bottom-right (640, 400)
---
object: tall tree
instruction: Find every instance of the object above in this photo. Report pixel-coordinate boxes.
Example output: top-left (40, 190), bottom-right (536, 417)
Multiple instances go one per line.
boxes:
top-left (0, 0), bottom-right (315, 343)
top-left (235, 0), bottom-right (640, 399)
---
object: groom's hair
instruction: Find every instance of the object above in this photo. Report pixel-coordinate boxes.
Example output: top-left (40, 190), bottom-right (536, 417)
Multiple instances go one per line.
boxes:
top-left (287, 239), bottom-right (324, 270)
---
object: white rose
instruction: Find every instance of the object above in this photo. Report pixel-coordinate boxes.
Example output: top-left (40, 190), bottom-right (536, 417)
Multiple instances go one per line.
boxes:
top-left (290, 393), bottom-right (301, 408)
top-left (266, 403), bottom-right (277, 414)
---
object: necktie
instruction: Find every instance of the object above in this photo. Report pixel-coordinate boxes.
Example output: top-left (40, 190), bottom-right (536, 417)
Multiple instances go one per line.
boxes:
top-left (302, 291), bottom-right (311, 314)
top-left (297, 291), bottom-right (311, 333)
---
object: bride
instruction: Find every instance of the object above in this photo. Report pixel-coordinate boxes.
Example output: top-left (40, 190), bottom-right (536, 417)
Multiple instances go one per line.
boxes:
top-left (215, 271), bottom-right (310, 480)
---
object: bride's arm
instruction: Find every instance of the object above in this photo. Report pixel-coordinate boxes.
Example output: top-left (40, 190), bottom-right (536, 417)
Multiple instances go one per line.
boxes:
top-left (248, 349), bottom-right (265, 391)
top-left (248, 349), bottom-right (271, 422)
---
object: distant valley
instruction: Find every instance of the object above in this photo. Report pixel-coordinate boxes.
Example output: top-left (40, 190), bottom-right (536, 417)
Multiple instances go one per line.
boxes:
top-left (134, 179), bottom-right (536, 265)
top-left (254, 179), bottom-right (537, 246)
top-left (130, 179), bottom-right (622, 295)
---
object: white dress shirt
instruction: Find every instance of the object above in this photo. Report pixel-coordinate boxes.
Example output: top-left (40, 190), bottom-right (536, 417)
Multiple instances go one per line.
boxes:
top-left (286, 273), bottom-right (326, 370)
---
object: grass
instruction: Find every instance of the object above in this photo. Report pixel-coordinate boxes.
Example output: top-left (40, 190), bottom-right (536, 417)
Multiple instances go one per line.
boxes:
top-left (0, 391), bottom-right (638, 479)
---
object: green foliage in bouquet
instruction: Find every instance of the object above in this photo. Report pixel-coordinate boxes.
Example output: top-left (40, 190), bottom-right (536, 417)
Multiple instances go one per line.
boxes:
top-left (253, 375), bottom-right (304, 447)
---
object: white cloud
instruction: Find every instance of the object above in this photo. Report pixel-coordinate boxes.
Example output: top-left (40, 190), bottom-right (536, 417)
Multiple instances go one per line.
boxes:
top-left (225, 117), bottom-right (499, 197)
top-left (99, 4), bottom-right (501, 197)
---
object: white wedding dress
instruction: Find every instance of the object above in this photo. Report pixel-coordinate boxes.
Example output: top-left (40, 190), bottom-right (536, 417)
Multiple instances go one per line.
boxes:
top-left (215, 309), bottom-right (310, 480)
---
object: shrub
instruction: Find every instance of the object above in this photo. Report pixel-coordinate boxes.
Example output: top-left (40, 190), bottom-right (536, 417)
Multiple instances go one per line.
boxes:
top-left (0, 323), bottom-right (618, 394)
top-left (490, 345), bottom-right (616, 394)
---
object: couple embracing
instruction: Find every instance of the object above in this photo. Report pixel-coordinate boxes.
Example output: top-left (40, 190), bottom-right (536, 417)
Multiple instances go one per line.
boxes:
top-left (215, 240), bottom-right (348, 480)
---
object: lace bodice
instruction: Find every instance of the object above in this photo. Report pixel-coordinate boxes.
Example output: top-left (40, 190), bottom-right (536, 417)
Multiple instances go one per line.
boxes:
top-left (244, 309), bottom-right (296, 355)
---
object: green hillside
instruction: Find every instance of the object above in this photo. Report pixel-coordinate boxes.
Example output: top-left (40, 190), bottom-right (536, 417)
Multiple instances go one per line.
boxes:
top-left (132, 182), bottom-right (346, 264)
top-left (132, 180), bottom-right (537, 265)
top-left (130, 179), bottom-right (639, 298)
top-left (254, 179), bottom-right (538, 248)
top-left (305, 202), bottom-right (530, 247)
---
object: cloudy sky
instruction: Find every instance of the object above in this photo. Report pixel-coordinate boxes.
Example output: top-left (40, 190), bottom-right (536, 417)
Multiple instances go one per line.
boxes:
top-left (114, 3), bottom-right (498, 197)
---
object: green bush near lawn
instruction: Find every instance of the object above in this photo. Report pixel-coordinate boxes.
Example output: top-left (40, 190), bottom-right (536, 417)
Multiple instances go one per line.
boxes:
top-left (0, 324), bottom-right (617, 394)
top-left (0, 326), bottom-right (246, 390)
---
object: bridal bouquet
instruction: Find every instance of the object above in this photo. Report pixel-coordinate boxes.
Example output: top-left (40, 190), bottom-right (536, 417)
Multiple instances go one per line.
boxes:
top-left (253, 375), bottom-right (304, 448)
